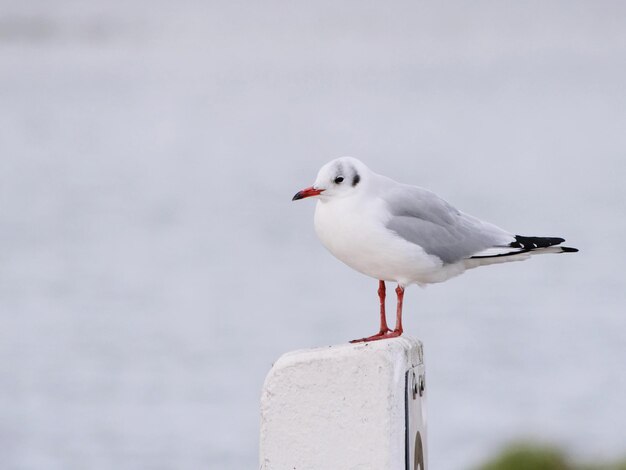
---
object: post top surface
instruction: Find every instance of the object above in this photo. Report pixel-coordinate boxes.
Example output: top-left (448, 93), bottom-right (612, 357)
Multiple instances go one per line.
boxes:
top-left (269, 336), bottom-right (423, 374)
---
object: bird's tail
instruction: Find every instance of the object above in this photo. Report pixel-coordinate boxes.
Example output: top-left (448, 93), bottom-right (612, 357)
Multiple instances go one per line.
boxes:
top-left (470, 235), bottom-right (579, 260)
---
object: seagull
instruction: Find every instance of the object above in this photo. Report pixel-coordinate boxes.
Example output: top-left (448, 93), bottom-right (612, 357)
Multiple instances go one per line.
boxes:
top-left (292, 157), bottom-right (578, 343)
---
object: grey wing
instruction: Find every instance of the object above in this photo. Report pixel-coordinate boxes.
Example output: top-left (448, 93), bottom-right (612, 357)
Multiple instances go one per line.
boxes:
top-left (383, 184), bottom-right (514, 264)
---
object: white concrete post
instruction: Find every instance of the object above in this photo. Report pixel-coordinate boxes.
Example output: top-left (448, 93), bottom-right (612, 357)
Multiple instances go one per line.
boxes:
top-left (260, 337), bottom-right (427, 470)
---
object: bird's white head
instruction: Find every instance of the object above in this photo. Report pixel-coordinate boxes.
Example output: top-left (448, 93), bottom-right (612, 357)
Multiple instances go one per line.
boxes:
top-left (292, 157), bottom-right (369, 202)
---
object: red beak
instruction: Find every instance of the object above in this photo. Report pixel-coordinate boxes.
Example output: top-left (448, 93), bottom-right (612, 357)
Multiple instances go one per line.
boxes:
top-left (292, 186), bottom-right (324, 201)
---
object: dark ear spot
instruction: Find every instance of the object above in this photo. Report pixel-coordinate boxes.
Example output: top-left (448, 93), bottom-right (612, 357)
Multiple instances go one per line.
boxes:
top-left (352, 173), bottom-right (360, 187)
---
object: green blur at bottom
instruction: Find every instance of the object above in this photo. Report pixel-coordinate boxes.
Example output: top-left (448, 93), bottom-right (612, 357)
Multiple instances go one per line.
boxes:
top-left (478, 443), bottom-right (626, 470)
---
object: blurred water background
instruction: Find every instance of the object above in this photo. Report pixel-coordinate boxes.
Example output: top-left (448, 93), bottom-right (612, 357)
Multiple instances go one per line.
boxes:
top-left (1, 1), bottom-right (625, 469)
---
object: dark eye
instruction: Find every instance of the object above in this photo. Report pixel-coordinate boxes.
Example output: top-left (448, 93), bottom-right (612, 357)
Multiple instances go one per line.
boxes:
top-left (334, 176), bottom-right (344, 184)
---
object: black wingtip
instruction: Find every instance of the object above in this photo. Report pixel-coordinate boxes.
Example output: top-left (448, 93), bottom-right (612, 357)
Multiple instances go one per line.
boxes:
top-left (561, 246), bottom-right (579, 253)
top-left (511, 235), bottom-right (566, 250)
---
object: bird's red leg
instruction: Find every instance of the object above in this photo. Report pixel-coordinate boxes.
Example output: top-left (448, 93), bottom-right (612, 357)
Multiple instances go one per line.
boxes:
top-left (350, 280), bottom-right (393, 343)
top-left (385, 285), bottom-right (405, 339)
top-left (377, 280), bottom-right (390, 334)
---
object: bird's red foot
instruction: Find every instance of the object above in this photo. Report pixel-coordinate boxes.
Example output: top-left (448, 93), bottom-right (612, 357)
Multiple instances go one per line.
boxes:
top-left (349, 329), bottom-right (402, 343)
top-left (350, 329), bottom-right (390, 343)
